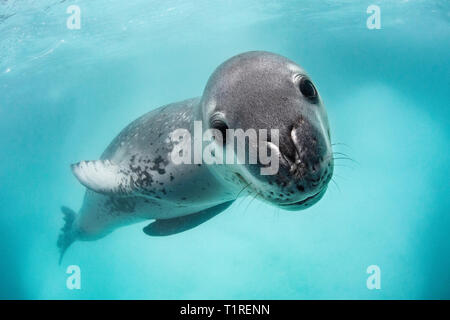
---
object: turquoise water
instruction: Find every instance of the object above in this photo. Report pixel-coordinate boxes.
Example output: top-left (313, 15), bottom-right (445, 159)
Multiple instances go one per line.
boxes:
top-left (0, 0), bottom-right (449, 299)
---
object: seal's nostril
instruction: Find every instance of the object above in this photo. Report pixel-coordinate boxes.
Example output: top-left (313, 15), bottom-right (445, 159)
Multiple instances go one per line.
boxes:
top-left (283, 152), bottom-right (296, 165)
top-left (290, 126), bottom-right (303, 160)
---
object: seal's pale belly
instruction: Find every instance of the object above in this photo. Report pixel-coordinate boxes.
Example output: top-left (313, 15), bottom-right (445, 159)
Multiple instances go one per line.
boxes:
top-left (76, 191), bottom-right (230, 239)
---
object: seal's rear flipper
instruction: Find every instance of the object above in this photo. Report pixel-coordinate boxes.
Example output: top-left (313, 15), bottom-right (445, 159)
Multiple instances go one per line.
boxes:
top-left (71, 160), bottom-right (133, 196)
top-left (143, 201), bottom-right (234, 236)
top-left (57, 206), bottom-right (78, 265)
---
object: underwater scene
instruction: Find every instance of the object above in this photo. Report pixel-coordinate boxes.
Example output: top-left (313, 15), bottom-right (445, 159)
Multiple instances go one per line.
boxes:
top-left (0, 0), bottom-right (449, 300)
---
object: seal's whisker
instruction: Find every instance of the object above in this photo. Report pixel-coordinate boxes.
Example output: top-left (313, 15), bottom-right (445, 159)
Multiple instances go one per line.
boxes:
top-left (244, 191), bottom-right (260, 213)
top-left (254, 194), bottom-right (264, 214)
top-left (333, 156), bottom-right (359, 164)
top-left (273, 205), bottom-right (281, 219)
top-left (331, 177), bottom-right (341, 193)
top-left (237, 189), bottom-right (256, 215)
top-left (235, 182), bottom-right (252, 199)
top-left (333, 156), bottom-right (353, 160)
top-left (332, 173), bottom-right (348, 181)
top-left (332, 151), bottom-right (357, 164)
top-left (231, 182), bottom-right (253, 210)
top-left (334, 163), bottom-right (355, 170)
top-left (331, 142), bottom-right (351, 149)
top-left (333, 151), bottom-right (353, 159)
top-left (235, 191), bottom-right (251, 210)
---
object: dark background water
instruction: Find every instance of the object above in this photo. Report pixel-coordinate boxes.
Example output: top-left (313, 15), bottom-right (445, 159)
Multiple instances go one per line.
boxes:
top-left (0, 0), bottom-right (449, 299)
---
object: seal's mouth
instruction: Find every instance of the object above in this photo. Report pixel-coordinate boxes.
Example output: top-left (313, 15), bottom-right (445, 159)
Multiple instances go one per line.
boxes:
top-left (280, 190), bottom-right (322, 207)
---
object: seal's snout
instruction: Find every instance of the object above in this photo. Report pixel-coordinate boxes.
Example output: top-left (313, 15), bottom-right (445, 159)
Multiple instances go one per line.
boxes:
top-left (278, 115), bottom-right (329, 171)
top-left (274, 118), bottom-right (333, 210)
top-left (289, 122), bottom-right (329, 177)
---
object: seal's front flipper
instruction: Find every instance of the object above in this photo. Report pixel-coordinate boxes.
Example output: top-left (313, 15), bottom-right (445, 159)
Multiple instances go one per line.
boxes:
top-left (57, 206), bottom-right (78, 265)
top-left (71, 160), bottom-right (133, 196)
top-left (143, 201), bottom-right (234, 236)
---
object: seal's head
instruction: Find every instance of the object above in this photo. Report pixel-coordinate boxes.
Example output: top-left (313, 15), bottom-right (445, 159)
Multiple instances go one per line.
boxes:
top-left (201, 51), bottom-right (333, 210)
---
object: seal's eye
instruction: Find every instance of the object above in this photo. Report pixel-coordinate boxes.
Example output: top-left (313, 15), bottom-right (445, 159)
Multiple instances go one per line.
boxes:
top-left (210, 118), bottom-right (229, 144)
top-left (299, 78), bottom-right (318, 102)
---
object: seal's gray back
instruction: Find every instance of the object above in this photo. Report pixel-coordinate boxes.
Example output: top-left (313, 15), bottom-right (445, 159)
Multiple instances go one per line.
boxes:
top-left (102, 98), bottom-right (199, 163)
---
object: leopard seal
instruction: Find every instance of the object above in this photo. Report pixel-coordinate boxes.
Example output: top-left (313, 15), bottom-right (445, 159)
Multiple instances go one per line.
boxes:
top-left (58, 51), bottom-right (334, 263)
